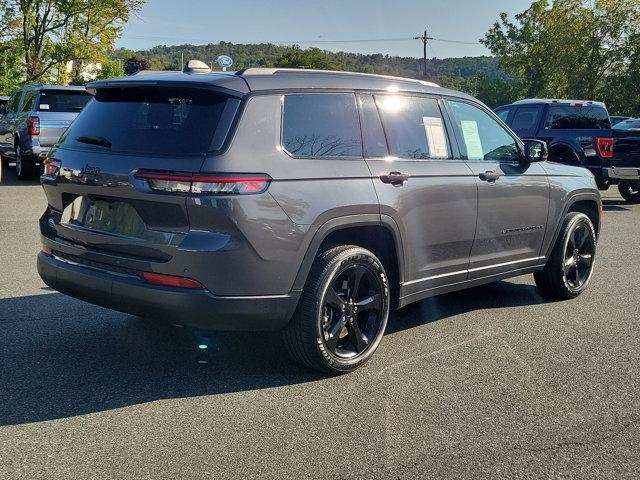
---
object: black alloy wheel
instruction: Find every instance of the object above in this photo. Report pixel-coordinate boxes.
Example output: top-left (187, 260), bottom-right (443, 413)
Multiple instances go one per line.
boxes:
top-left (562, 223), bottom-right (595, 291)
top-left (321, 263), bottom-right (385, 359)
top-left (283, 245), bottom-right (390, 374)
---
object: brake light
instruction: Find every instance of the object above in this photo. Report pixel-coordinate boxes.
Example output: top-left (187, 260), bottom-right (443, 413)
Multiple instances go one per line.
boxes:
top-left (142, 272), bottom-right (205, 289)
top-left (27, 116), bottom-right (40, 136)
top-left (596, 137), bottom-right (614, 159)
top-left (134, 171), bottom-right (271, 195)
top-left (43, 159), bottom-right (61, 178)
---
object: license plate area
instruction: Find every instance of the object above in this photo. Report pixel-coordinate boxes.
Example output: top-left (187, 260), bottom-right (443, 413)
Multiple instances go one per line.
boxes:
top-left (61, 196), bottom-right (147, 237)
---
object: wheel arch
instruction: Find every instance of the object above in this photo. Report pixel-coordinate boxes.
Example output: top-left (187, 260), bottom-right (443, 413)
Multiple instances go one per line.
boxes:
top-left (292, 215), bottom-right (405, 308)
top-left (544, 192), bottom-right (602, 260)
top-left (548, 142), bottom-right (581, 165)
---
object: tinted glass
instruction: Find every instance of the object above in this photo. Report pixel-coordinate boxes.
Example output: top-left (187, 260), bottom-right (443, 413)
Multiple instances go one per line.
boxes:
top-left (495, 108), bottom-right (510, 122)
top-left (21, 91), bottom-right (36, 112)
top-left (448, 100), bottom-right (519, 161)
top-left (38, 90), bottom-right (92, 113)
top-left (613, 119), bottom-right (640, 130)
top-left (375, 95), bottom-right (449, 159)
top-left (511, 106), bottom-right (541, 137)
top-left (545, 105), bottom-right (611, 129)
top-left (61, 88), bottom-right (231, 156)
top-left (7, 92), bottom-right (21, 113)
top-left (283, 94), bottom-right (362, 157)
top-left (359, 95), bottom-right (388, 158)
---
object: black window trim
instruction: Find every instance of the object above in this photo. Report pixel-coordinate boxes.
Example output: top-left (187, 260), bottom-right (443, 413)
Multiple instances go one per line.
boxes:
top-left (279, 91), bottom-right (365, 160)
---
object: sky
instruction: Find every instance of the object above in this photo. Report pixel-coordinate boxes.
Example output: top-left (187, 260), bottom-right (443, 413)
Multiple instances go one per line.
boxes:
top-left (119, 0), bottom-right (534, 59)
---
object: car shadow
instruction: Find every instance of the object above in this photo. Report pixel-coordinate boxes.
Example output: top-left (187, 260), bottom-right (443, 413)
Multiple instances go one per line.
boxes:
top-left (0, 281), bottom-right (546, 426)
top-left (0, 164), bottom-right (41, 186)
top-left (602, 199), bottom-right (632, 212)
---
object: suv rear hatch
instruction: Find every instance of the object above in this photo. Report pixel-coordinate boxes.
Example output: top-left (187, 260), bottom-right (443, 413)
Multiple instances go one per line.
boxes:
top-left (41, 84), bottom-right (243, 265)
top-left (36, 89), bottom-right (93, 147)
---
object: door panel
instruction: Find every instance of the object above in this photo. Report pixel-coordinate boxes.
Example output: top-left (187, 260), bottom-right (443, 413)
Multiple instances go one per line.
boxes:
top-left (465, 161), bottom-right (549, 277)
top-left (363, 93), bottom-right (477, 296)
top-left (446, 99), bottom-right (550, 279)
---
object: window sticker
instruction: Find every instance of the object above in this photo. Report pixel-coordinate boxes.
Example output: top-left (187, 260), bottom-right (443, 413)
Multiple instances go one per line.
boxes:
top-left (39, 104), bottom-right (50, 110)
top-left (422, 116), bottom-right (448, 158)
top-left (460, 120), bottom-right (484, 160)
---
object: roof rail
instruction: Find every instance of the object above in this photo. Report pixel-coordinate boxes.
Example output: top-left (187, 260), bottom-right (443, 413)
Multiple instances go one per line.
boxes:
top-left (236, 68), bottom-right (440, 88)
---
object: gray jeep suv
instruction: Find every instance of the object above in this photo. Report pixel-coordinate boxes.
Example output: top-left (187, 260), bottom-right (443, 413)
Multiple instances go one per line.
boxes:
top-left (37, 66), bottom-right (602, 374)
top-left (0, 85), bottom-right (92, 180)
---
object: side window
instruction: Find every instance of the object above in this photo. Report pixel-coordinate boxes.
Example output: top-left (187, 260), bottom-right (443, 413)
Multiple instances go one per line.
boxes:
top-left (282, 93), bottom-right (362, 157)
top-left (511, 106), bottom-right (542, 137)
top-left (375, 95), bottom-right (450, 159)
top-left (359, 94), bottom-right (388, 158)
top-left (495, 108), bottom-right (511, 123)
top-left (7, 92), bottom-right (21, 113)
top-left (447, 100), bottom-right (519, 162)
top-left (21, 91), bottom-right (36, 112)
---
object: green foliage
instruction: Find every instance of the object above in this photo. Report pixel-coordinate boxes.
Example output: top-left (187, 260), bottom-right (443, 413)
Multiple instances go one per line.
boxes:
top-left (482, 0), bottom-right (640, 114)
top-left (275, 47), bottom-right (338, 69)
top-left (123, 55), bottom-right (150, 75)
top-left (0, 41), bottom-right (23, 94)
top-left (96, 60), bottom-right (124, 80)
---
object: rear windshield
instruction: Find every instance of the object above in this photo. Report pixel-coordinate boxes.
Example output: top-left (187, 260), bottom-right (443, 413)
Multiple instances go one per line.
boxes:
top-left (39, 90), bottom-right (92, 112)
top-left (61, 88), bottom-right (234, 156)
top-left (544, 105), bottom-right (611, 129)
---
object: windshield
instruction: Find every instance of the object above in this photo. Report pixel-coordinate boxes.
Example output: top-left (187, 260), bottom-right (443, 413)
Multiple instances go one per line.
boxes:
top-left (61, 87), bottom-right (234, 156)
top-left (38, 90), bottom-right (92, 112)
top-left (613, 119), bottom-right (640, 130)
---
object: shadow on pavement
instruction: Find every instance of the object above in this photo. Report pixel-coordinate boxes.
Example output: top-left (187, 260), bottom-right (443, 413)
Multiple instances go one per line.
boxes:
top-left (0, 163), bottom-right (40, 186)
top-left (602, 199), bottom-right (632, 212)
top-left (0, 281), bottom-right (546, 426)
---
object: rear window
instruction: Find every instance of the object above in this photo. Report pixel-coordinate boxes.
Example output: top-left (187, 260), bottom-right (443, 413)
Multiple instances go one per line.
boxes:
top-left (61, 88), bottom-right (235, 156)
top-left (545, 105), bottom-right (611, 129)
top-left (38, 90), bottom-right (92, 112)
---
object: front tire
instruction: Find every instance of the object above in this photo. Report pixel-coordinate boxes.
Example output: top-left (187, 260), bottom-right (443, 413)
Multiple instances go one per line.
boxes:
top-left (283, 245), bottom-right (390, 375)
top-left (618, 183), bottom-right (640, 204)
top-left (534, 212), bottom-right (597, 300)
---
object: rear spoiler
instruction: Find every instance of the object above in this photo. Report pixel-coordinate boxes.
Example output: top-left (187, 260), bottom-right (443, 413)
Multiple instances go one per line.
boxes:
top-left (86, 78), bottom-right (249, 97)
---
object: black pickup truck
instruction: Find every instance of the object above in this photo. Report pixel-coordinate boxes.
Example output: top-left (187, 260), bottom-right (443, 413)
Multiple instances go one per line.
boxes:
top-left (496, 99), bottom-right (640, 203)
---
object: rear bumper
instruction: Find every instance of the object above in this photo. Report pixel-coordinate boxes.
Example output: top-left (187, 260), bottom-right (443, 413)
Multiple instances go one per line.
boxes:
top-left (37, 252), bottom-right (299, 331)
top-left (602, 167), bottom-right (640, 183)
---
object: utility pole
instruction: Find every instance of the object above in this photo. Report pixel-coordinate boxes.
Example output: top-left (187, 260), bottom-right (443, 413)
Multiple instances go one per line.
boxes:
top-left (414, 30), bottom-right (434, 78)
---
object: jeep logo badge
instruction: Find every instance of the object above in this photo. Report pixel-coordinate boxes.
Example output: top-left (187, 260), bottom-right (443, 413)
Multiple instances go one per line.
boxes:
top-left (81, 164), bottom-right (101, 176)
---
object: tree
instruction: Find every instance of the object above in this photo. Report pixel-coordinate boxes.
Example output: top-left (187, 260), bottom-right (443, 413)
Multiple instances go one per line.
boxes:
top-left (482, 0), bottom-right (640, 110)
top-left (2, 0), bottom-right (143, 82)
top-left (0, 40), bottom-right (23, 94)
top-left (275, 47), bottom-right (338, 70)
top-left (123, 55), bottom-right (150, 75)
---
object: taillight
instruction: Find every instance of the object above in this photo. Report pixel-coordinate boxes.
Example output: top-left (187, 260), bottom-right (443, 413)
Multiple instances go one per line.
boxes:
top-left (27, 116), bottom-right (40, 136)
top-left (596, 138), bottom-right (614, 159)
top-left (43, 158), bottom-right (61, 178)
top-left (134, 171), bottom-right (271, 195)
top-left (142, 272), bottom-right (205, 289)
top-left (41, 247), bottom-right (53, 256)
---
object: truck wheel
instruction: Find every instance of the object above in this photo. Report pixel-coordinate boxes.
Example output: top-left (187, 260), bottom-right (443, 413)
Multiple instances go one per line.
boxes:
top-left (15, 145), bottom-right (37, 181)
top-left (283, 245), bottom-right (390, 375)
top-left (1, 153), bottom-right (10, 170)
top-left (618, 183), bottom-right (640, 204)
top-left (534, 212), bottom-right (597, 300)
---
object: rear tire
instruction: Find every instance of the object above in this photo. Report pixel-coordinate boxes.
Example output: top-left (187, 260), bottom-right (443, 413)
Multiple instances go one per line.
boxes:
top-left (0, 153), bottom-right (10, 170)
top-left (618, 183), bottom-right (640, 204)
top-left (283, 245), bottom-right (390, 375)
top-left (534, 212), bottom-right (597, 300)
top-left (15, 145), bottom-right (37, 181)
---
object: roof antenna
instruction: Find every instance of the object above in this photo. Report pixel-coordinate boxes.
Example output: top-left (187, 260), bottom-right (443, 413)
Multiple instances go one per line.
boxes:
top-left (183, 60), bottom-right (212, 74)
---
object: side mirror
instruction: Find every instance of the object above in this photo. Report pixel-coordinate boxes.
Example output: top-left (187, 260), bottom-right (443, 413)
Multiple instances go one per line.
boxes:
top-left (522, 139), bottom-right (548, 162)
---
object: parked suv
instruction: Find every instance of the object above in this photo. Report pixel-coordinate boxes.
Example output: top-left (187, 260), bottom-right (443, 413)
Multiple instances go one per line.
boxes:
top-left (38, 66), bottom-right (602, 374)
top-left (496, 99), bottom-right (640, 203)
top-left (0, 85), bottom-right (92, 180)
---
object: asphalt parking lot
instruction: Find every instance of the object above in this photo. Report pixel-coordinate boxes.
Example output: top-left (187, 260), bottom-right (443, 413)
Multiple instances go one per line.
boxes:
top-left (1, 167), bottom-right (639, 480)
